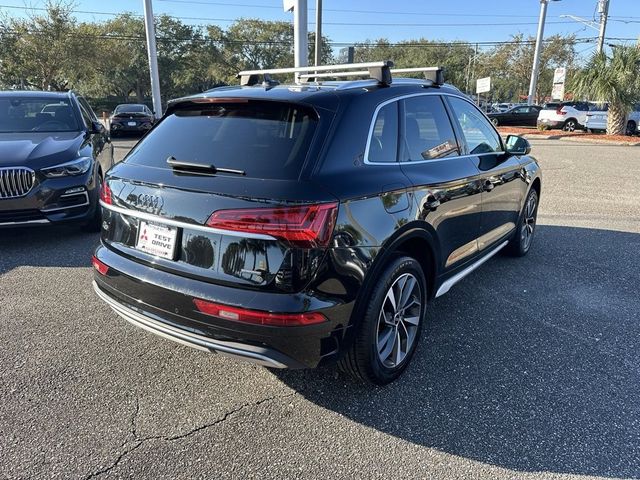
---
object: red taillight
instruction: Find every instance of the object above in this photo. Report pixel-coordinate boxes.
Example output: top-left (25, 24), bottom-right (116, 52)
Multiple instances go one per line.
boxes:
top-left (193, 298), bottom-right (328, 327)
top-left (92, 255), bottom-right (109, 276)
top-left (100, 182), bottom-right (112, 205)
top-left (206, 202), bottom-right (338, 248)
top-left (556, 107), bottom-right (566, 115)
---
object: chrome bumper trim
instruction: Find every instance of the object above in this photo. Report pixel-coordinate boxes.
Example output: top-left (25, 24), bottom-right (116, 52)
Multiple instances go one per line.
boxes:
top-left (0, 218), bottom-right (50, 226)
top-left (41, 192), bottom-right (90, 212)
top-left (100, 200), bottom-right (276, 240)
top-left (93, 281), bottom-right (287, 368)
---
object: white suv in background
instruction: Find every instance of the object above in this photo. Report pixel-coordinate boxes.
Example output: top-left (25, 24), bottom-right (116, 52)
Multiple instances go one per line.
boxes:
top-left (585, 104), bottom-right (640, 135)
top-left (537, 101), bottom-right (592, 132)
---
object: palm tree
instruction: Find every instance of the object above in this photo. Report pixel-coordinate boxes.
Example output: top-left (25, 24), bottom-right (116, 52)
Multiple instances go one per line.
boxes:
top-left (571, 45), bottom-right (640, 135)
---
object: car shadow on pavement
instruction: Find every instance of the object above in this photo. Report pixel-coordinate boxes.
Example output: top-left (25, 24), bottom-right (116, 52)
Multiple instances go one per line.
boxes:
top-left (275, 225), bottom-right (640, 479)
top-left (0, 226), bottom-right (99, 275)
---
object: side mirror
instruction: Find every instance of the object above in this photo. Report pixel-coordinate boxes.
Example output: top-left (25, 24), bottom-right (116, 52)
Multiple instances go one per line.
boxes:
top-left (505, 135), bottom-right (531, 156)
top-left (90, 121), bottom-right (105, 134)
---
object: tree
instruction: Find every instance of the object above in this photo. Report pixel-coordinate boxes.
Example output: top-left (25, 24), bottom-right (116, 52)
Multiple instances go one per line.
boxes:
top-left (571, 46), bottom-right (640, 135)
top-left (0, 1), bottom-right (84, 90)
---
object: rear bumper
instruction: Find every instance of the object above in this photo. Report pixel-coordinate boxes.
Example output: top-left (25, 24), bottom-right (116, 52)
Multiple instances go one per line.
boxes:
top-left (93, 244), bottom-right (352, 369)
top-left (94, 281), bottom-right (293, 368)
top-left (537, 118), bottom-right (564, 129)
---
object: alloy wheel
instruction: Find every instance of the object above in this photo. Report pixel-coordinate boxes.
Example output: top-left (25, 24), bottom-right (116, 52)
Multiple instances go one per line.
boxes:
top-left (521, 192), bottom-right (537, 251)
top-left (376, 273), bottom-right (422, 368)
top-left (563, 120), bottom-right (576, 132)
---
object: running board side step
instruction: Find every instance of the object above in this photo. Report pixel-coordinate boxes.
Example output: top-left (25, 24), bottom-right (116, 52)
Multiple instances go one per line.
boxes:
top-left (435, 241), bottom-right (508, 298)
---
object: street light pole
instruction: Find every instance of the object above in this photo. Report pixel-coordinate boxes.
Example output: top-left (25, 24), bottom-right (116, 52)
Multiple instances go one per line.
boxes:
top-left (142, 0), bottom-right (162, 119)
top-left (314, 0), bottom-right (322, 67)
top-left (293, 0), bottom-right (308, 82)
top-left (596, 0), bottom-right (610, 54)
top-left (527, 0), bottom-right (550, 105)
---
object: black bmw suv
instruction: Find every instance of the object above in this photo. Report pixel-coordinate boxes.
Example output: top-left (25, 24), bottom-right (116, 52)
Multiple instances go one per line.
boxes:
top-left (93, 62), bottom-right (541, 385)
top-left (0, 91), bottom-right (113, 230)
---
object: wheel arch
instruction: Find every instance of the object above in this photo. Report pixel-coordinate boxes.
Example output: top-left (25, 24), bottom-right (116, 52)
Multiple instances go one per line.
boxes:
top-left (350, 225), bottom-right (441, 328)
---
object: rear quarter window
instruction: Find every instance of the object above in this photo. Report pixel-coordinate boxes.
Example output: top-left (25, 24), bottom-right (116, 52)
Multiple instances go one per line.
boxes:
top-left (124, 100), bottom-right (318, 180)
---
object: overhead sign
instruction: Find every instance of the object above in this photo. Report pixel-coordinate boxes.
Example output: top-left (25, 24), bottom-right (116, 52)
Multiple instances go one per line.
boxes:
top-left (476, 77), bottom-right (491, 94)
top-left (553, 67), bottom-right (567, 85)
top-left (551, 83), bottom-right (565, 101)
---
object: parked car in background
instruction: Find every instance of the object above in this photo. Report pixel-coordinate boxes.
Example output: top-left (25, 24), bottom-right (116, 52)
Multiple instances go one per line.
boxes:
top-left (584, 104), bottom-right (609, 133)
top-left (92, 62), bottom-right (542, 385)
top-left (492, 103), bottom-right (512, 113)
top-left (585, 104), bottom-right (640, 135)
top-left (488, 105), bottom-right (542, 127)
top-left (0, 91), bottom-right (113, 230)
top-left (537, 101), bottom-right (593, 131)
top-left (109, 104), bottom-right (155, 137)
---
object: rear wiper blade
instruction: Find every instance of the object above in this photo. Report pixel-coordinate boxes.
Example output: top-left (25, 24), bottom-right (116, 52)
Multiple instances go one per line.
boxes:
top-left (166, 156), bottom-right (245, 176)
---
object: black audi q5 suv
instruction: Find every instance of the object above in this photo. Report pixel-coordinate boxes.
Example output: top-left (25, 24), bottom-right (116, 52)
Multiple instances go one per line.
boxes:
top-left (93, 62), bottom-right (541, 385)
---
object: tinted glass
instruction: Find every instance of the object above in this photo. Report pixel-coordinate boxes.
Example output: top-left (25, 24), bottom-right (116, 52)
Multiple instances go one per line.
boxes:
top-left (78, 97), bottom-right (98, 120)
top-left (0, 97), bottom-right (79, 133)
top-left (542, 103), bottom-right (560, 110)
top-left (115, 105), bottom-right (147, 114)
top-left (367, 102), bottom-right (398, 163)
top-left (448, 97), bottom-right (502, 155)
top-left (125, 101), bottom-right (318, 180)
top-left (402, 95), bottom-right (459, 161)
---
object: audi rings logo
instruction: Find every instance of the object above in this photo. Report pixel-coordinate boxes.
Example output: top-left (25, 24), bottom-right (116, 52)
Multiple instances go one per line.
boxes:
top-left (134, 193), bottom-right (163, 214)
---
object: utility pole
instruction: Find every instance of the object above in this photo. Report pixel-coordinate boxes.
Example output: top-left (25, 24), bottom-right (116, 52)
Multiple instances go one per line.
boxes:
top-left (597, 0), bottom-right (610, 54)
top-left (293, 0), bottom-right (308, 82)
top-left (142, 0), bottom-right (162, 119)
top-left (314, 0), bottom-right (322, 67)
top-left (528, 0), bottom-right (551, 105)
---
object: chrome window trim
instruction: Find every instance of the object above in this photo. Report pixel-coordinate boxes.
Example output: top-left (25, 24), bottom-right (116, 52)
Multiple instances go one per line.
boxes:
top-left (363, 92), bottom-right (505, 166)
top-left (100, 200), bottom-right (277, 240)
top-left (0, 218), bottom-right (49, 226)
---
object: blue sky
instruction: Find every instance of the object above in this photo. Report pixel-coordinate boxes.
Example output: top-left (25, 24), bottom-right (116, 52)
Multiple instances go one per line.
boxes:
top-left (1, 0), bottom-right (639, 55)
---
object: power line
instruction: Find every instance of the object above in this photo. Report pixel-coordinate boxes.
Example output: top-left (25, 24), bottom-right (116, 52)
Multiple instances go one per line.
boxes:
top-left (1, 4), bottom-right (636, 27)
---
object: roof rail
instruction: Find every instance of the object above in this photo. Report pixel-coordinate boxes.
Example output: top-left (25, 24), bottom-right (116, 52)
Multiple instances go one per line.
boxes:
top-left (238, 61), bottom-right (394, 86)
top-left (237, 62), bottom-right (445, 87)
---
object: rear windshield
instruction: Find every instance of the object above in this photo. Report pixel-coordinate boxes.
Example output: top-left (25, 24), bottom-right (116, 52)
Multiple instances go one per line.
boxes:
top-left (0, 97), bottom-right (79, 133)
top-left (125, 100), bottom-right (318, 180)
top-left (542, 103), bottom-right (560, 110)
top-left (115, 104), bottom-right (147, 114)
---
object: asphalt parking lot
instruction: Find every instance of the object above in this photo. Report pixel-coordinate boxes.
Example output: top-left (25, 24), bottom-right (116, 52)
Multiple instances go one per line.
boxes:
top-left (1, 137), bottom-right (639, 480)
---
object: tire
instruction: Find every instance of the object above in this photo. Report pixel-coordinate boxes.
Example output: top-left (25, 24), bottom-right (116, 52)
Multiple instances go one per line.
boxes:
top-left (506, 189), bottom-right (538, 257)
top-left (81, 171), bottom-right (103, 233)
top-left (562, 119), bottom-right (577, 132)
top-left (339, 256), bottom-right (427, 385)
top-left (491, 118), bottom-right (499, 127)
top-left (626, 121), bottom-right (637, 136)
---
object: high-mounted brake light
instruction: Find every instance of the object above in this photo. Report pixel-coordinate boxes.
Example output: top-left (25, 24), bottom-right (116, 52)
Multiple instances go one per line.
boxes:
top-left (206, 203), bottom-right (338, 248)
top-left (100, 182), bottom-right (112, 205)
top-left (193, 298), bottom-right (328, 327)
top-left (91, 255), bottom-right (109, 276)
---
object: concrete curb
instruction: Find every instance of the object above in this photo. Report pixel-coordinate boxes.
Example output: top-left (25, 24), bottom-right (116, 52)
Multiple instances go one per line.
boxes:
top-left (506, 133), bottom-right (640, 147)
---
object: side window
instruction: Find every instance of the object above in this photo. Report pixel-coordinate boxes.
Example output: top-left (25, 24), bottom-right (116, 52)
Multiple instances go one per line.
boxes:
top-left (78, 104), bottom-right (93, 128)
top-left (367, 101), bottom-right (398, 163)
top-left (401, 95), bottom-right (459, 161)
top-left (78, 97), bottom-right (98, 121)
top-left (447, 96), bottom-right (502, 155)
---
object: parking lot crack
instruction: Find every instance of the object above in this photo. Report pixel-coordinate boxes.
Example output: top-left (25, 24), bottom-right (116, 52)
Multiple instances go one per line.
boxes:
top-left (83, 391), bottom-right (295, 479)
top-left (163, 391), bottom-right (296, 443)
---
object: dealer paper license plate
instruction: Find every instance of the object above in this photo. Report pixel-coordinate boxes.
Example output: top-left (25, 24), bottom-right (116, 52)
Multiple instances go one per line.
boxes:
top-left (135, 221), bottom-right (178, 259)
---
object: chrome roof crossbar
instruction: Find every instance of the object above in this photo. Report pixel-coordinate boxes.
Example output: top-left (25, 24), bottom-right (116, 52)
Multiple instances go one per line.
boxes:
top-left (239, 61), bottom-right (394, 86)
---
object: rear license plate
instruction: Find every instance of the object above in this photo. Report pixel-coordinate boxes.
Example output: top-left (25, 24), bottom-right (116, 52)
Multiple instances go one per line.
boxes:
top-left (135, 221), bottom-right (178, 259)
top-left (127, 121), bottom-right (137, 126)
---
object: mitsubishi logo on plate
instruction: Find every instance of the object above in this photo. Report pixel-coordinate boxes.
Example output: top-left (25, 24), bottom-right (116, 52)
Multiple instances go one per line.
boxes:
top-left (134, 193), bottom-right (163, 214)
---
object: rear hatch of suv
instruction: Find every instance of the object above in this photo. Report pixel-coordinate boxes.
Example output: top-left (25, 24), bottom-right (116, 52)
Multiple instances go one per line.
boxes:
top-left (101, 97), bottom-right (339, 294)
